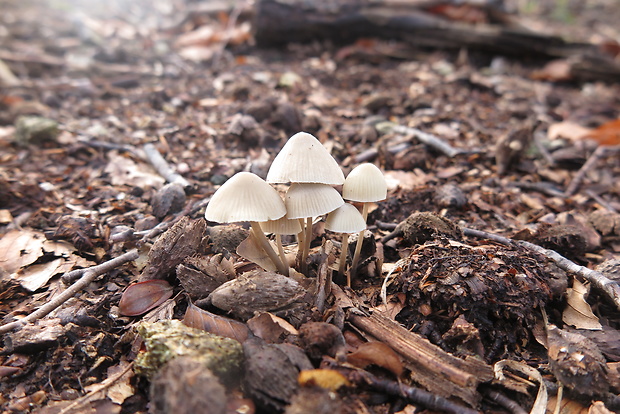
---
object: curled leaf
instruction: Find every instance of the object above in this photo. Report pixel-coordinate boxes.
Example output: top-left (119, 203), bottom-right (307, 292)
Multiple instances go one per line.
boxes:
top-left (119, 280), bottom-right (173, 316)
top-left (183, 302), bottom-right (249, 342)
top-left (563, 279), bottom-right (602, 331)
top-left (347, 342), bottom-right (404, 377)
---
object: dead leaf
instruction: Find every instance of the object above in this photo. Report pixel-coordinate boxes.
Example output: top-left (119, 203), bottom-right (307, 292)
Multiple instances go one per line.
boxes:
top-left (347, 342), bottom-right (404, 377)
top-left (494, 360), bottom-right (547, 414)
top-left (585, 119), bottom-right (620, 146)
top-left (547, 395), bottom-right (588, 414)
top-left (119, 280), bottom-right (174, 316)
top-left (0, 230), bottom-right (49, 274)
top-left (13, 258), bottom-right (68, 292)
top-left (530, 59), bottom-right (572, 82)
top-left (563, 279), bottom-right (602, 330)
top-left (547, 122), bottom-right (592, 142)
top-left (183, 302), bottom-right (249, 342)
top-left (104, 151), bottom-right (164, 189)
top-left (247, 312), bottom-right (298, 343)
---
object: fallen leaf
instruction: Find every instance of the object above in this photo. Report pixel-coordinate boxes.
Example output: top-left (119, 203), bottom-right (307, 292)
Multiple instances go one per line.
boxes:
top-left (247, 312), bottom-right (298, 343)
top-left (563, 279), bottom-right (602, 330)
top-left (547, 122), bottom-right (592, 142)
top-left (530, 59), bottom-right (572, 81)
top-left (494, 360), bottom-right (547, 414)
top-left (119, 280), bottom-right (174, 316)
top-left (104, 151), bottom-right (164, 189)
top-left (183, 302), bottom-right (249, 342)
top-left (585, 119), bottom-right (620, 146)
top-left (236, 232), bottom-right (278, 272)
top-left (347, 342), bottom-right (404, 377)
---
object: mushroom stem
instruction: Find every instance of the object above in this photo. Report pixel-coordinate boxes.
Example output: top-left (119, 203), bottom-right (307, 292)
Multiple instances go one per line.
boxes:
top-left (338, 233), bottom-right (350, 282)
top-left (301, 217), bottom-right (312, 274)
top-left (275, 234), bottom-right (288, 271)
top-left (350, 203), bottom-right (369, 279)
top-left (250, 221), bottom-right (289, 276)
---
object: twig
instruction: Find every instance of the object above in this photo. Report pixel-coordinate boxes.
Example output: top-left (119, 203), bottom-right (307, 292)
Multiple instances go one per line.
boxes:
top-left (462, 227), bottom-right (620, 311)
top-left (0, 250), bottom-right (138, 334)
top-left (517, 240), bottom-right (620, 311)
top-left (351, 370), bottom-right (479, 414)
top-left (565, 145), bottom-right (620, 196)
top-left (481, 387), bottom-right (528, 414)
top-left (143, 143), bottom-right (191, 187)
top-left (585, 189), bottom-right (618, 214)
top-left (140, 197), bottom-right (211, 241)
top-left (57, 362), bottom-right (134, 414)
top-left (392, 125), bottom-right (471, 158)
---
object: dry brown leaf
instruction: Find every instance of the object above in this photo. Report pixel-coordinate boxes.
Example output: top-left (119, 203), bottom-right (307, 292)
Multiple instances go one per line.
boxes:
top-left (347, 342), bottom-right (404, 377)
top-left (118, 280), bottom-right (174, 316)
top-left (547, 395), bottom-right (588, 414)
top-left (0, 230), bottom-right (50, 274)
top-left (247, 312), bottom-right (298, 343)
top-left (183, 302), bottom-right (249, 342)
top-left (494, 360), bottom-right (547, 414)
top-left (530, 59), bottom-right (572, 81)
top-left (585, 119), bottom-right (620, 146)
top-left (547, 122), bottom-right (592, 142)
top-left (563, 279), bottom-right (602, 330)
top-left (104, 151), bottom-right (164, 189)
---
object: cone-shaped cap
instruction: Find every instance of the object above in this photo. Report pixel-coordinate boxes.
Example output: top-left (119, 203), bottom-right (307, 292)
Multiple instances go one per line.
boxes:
top-left (260, 216), bottom-right (302, 235)
top-left (205, 172), bottom-right (286, 223)
top-left (267, 132), bottom-right (345, 185)
top-left (285, 183), bottom-right (344, 219)
top-left (343, 163), bottom-right (387, 202)
top-left (325, 203), bottom-right (367, 234)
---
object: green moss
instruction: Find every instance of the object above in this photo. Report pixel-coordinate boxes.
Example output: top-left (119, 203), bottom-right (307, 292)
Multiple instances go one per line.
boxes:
top-left (134, 320), bottom-right (243, 386)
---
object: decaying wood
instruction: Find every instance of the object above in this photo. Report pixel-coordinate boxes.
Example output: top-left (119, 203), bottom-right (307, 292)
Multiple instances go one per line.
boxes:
top-left (0, 249), bottom-right (139, 334)
top-left (339, 285), bottom-right (494, 407)
top-left (462, 227), bottom-right (620, 312)
top-left (140, 217), bottom-right (206, 281)
top-left (254, 0), bottom-right (620, 80)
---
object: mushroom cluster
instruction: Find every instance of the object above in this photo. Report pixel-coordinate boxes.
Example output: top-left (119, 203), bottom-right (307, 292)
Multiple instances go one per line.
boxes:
top-left (205, 132), bottom-right (387, 285)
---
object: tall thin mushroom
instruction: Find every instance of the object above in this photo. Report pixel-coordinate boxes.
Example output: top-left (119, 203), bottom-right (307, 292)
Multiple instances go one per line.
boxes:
top-left (285, 183), bottom-right (344, 272)
top-left (342, 163), bottom-right (388, 279)
top-left (260, 216), bottom-right (302, 272)
top-left (267, 132), bottom-right (345, 273)
top-left (204, 172), bottom-right (289, 275)
top-left (325, 203), bottom-right (367, 286)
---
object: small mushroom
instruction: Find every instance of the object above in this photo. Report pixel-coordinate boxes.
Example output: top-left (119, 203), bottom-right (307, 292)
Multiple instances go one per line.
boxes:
top-left (267, 132), bottom-right (346, 273)
top-left (267, 132), bottom-right (345, 185)
top-left (285, 183), bottom-right (344, 272)
top-left (342, 163), bottom-right (387, 278)
top-left (204, 172), bottom-right (289, 275)
top-left (325, 203), bottom-right (366, 285)
top-left (260, 216), bottom-right (302, 271)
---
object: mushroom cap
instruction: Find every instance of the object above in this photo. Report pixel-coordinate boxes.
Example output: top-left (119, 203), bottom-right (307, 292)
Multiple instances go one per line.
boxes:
top-left (260, 216), bottom-right (302, 235)
top-left (325, 203), bottom-right (367, 234)
top-left (285, 183), bottom-right (344, 219)
top-left (342, 163), bottom-right (387, 202)
top-left (205, 172), bottom-right (286, 223)
top-left (266, 132), bottom-right (345, 185)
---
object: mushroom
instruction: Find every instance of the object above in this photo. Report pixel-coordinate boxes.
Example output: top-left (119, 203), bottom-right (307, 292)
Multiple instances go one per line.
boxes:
top-left (285, 183), bottom-right (344, 272)
top-left (267, 132), bottom-right (346, 272)
top-left (342, 163), bottom-right (388, 277)
top-left (325, 203), bottom-right (366, 286)
top-left (267, 132), bottom-right (345, 185)
top-left (204, 172), bottom-right (289, 275)
top-left (260, 216), bottom-right (302, 272)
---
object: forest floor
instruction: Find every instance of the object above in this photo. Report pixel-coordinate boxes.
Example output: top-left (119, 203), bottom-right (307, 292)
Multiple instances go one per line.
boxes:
top-left (1, 0), bottom-right (620, 413)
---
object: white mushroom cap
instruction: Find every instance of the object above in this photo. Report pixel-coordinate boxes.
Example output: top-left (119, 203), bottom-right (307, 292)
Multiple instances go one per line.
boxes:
top-left (205, 172), bottom-right (286, 223)
top-left (260, 216), bottom-right (302, 235)
top-left (267, 132), bottom-right (345, 185)
top-left (285, 183), bottom-right (344, 219)
top-left (342, 163), bottom-right (387, 202)
top-left (325, 203), bottom-right (367, 234)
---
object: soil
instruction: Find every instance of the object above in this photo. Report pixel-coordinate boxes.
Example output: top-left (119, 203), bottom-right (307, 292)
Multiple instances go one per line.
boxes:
top-left (1, 0), bottom-right (620, 413)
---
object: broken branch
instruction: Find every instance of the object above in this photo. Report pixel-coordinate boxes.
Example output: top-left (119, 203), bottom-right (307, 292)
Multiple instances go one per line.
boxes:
top-left (0, 249), bottom-right (138, 334)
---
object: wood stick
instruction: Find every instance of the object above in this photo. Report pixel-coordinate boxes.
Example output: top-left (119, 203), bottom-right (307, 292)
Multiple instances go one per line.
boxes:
top-left (565, 145), bottom-right (620, 196)
top-left (392, 125), bottom-right (468, 157)
top-left (143, 143), bottom-right (191, 187)
top-left (462, 227), bottom-right (620, 311)
top-left (0, 250), bottom-right (139, 334)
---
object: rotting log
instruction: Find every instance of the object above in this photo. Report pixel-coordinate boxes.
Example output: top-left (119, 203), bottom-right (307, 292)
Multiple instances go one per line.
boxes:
top-left (253, 0), bottom-right (620, 81)
top-left (348, 311), bottom-right (494, 407)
